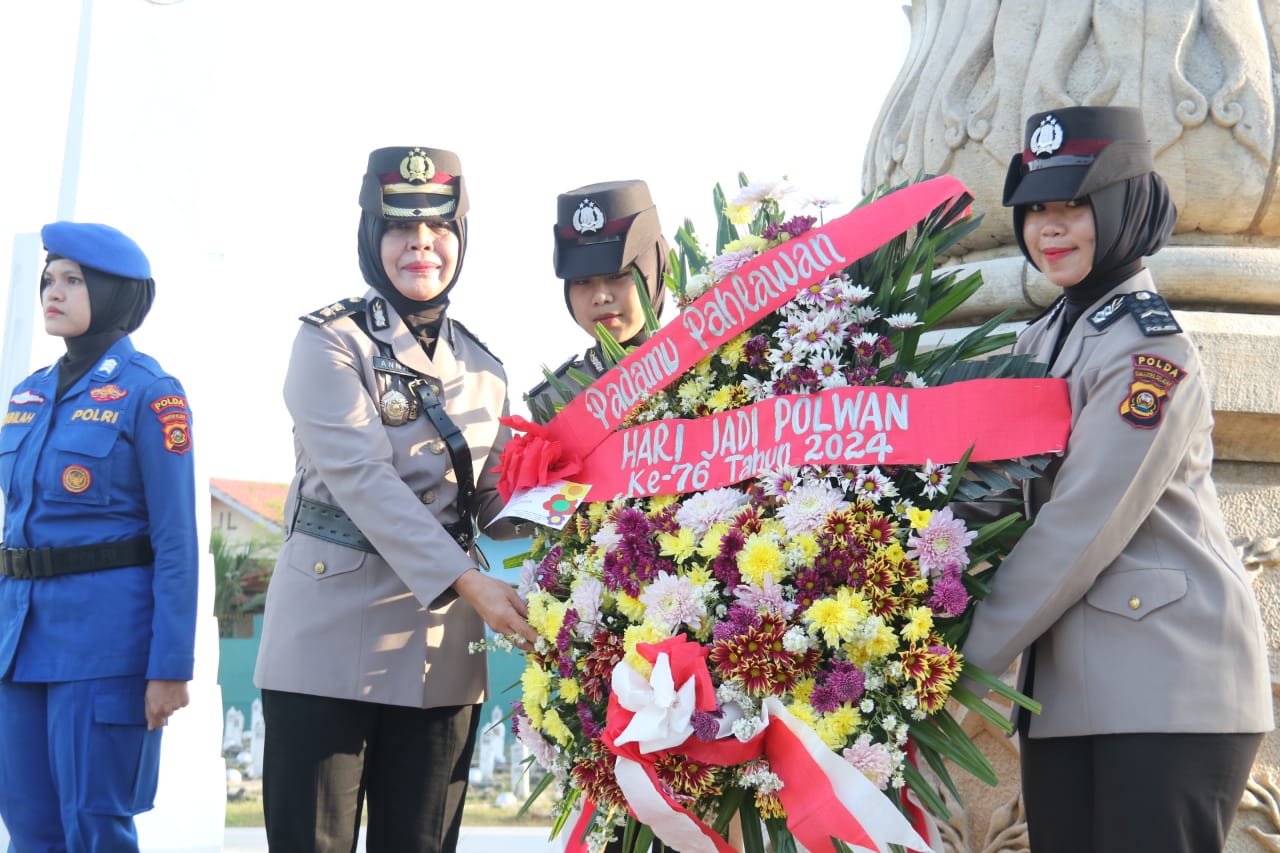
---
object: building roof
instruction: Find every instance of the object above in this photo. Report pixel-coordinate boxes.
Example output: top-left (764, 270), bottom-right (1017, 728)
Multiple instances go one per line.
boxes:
top-left (210, 478), bottom-right (289, 532)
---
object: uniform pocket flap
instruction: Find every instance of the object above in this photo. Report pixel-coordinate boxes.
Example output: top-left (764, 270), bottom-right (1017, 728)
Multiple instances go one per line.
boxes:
top-left (285, 534), bottom-right (367, 580)
top-left (51, 424), bottom-right (118, 457)
top-left (1086, 568), bottom-right (1187, 621)
top-left (94, 687), bottom-right (147, 726)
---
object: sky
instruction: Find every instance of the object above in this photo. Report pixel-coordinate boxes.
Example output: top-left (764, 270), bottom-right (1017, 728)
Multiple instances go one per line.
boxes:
top-left (0, 0), bottom-right (912, 485)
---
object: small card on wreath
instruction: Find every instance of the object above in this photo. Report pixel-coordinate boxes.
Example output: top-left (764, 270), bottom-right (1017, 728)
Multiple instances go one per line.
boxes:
top-left (497, 480), bottom-right (592, 529)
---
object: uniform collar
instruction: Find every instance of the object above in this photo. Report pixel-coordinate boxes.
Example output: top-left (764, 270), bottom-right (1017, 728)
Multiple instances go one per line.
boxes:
top-left (1034, 269), bottom-right (1155, 376)
top-left (363, 289), bottom-right (458, 379)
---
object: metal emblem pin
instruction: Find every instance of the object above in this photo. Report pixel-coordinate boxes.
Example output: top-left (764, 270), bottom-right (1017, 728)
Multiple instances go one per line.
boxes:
top-left (370, 298), bottom-right (389, 330)
top-left (381, 390), bottom-right (411, 425)
top-left (1030, 115), bottom-right (1065, 158)
top-left (572, 198), bottom-right (606, 234)
top-left (400, 148), bottom-right (435, 184)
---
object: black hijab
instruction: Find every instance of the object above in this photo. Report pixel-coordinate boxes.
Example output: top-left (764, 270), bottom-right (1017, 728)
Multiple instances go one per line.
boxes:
top-left (42, 255), bottom-right (155, 398)
top-left (1015, 171), bottom-right (1178, 331)
top-left (356, 213), bottom-right (468, 357)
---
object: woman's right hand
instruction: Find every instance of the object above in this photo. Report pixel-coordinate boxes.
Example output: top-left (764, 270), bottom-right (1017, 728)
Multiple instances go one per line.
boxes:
top-left (453, 568), bottom-right (538, 651)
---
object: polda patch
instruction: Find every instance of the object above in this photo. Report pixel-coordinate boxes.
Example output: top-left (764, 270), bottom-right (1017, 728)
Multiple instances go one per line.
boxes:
top-left (158, 411), bottom-right (192, 455)
top-left (90, 384), bottom-right (127, 402)
top-left (1119, 353), bottom-right (1187, 429)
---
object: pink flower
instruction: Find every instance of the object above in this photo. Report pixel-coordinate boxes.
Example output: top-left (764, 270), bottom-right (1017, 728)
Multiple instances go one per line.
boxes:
top-left (710, 248), bottom-right (757, 279)
top-left (906, 507), bottom-right (977, 577)
top-left (842, 734), bottom-right (894, 790)
top-left (639, 572), bottom-right (706, 632)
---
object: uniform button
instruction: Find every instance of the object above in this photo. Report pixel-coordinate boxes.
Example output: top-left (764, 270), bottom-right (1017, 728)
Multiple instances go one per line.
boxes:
top-left (421, 490), bottom-right (436, 505)
top-left (429, 439), bottom-right (446, 455)
top-left (314, 562), bottom-right (326, 575)
top-left (428, 382), bottom-right (442, 396)
top-left (1128, 596), bottom-right (1140, 610)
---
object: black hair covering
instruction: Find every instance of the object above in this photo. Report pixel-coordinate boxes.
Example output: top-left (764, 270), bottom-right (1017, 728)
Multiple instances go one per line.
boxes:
top-left (42, 254), bottom-right (155, 398)
top-left (1014, 171), bottom-right (1177, 329)
top-left (356, 212), bottom-right (468, 357)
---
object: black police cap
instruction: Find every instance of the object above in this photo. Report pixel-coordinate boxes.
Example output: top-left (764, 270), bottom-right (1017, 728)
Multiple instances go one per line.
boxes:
top-left (553, 180), bottom-right (662, 280)
top-left (1003, 106), bottom-right (1155, 207)
top-left (359, 146), bottom-right (469, 221)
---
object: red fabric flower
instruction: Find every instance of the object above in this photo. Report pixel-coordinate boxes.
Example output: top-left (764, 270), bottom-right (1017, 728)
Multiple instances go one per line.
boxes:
top-left (493, 415), bottom-right (583, 503)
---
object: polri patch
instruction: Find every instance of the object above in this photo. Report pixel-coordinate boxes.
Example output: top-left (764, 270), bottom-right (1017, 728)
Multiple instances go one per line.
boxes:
top-left (1119, 353), bottom-right (1187, 429)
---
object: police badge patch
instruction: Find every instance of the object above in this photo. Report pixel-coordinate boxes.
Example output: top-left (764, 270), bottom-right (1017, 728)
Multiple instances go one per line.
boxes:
top-left (1119, 353), bottom-right (1186, 429)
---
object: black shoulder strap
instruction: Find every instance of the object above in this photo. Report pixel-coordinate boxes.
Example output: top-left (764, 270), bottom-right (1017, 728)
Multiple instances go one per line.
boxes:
top-left (300, 297), bottom-right (365, 326)
top-left (449, 319), bottom-right (503, 364)
top-left (351, 312), bottom-right (480, 541)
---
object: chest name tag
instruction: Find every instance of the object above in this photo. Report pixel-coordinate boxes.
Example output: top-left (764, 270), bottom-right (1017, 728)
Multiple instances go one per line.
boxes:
top-left (372, 356), bottom-right (416, 378)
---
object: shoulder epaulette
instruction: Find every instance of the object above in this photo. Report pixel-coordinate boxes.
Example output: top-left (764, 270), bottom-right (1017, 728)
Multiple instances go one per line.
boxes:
top-left (450, 319), bottom-right (502, 364)
top-left (300, 297), bottom-right (365, 326)
top-left (1088, 291), bottom-right (1181, 336)
top-left (1125, 291), bottom-right (1182, 336)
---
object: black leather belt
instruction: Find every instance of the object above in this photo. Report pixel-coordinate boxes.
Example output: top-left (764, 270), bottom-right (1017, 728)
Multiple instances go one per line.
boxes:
top-left (0, 536), bottom-right (154, 579)
top-left (292, 496), bottom-right (474, 554)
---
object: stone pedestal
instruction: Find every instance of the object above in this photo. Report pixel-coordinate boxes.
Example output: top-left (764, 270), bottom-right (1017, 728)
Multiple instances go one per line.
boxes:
top-left (864, 2), bottom-right (1280, 849)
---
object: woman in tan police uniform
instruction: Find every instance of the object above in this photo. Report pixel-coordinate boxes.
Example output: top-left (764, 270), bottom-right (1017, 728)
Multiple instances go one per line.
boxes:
top-left (960, 106), bottom-right (1272, 852)
top-left (253, 146), bottom-right (536, 853)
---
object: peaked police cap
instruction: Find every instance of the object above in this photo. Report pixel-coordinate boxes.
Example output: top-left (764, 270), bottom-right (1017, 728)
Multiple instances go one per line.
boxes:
top-left (359, 146), bottom-right (469, 221)
top-left (553, 180), bottom-right (662, 280)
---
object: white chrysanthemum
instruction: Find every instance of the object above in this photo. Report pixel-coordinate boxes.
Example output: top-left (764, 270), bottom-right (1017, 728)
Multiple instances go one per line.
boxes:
top-left (812, 354), bottom-right (848, 390)
top-left (731, 178), bottom-right (796, 206)
top-left (685, 272), bottom-right (713, 299)
top-left (570, 575), bottom-right (604, 639)
top-left (765, 342), bottom-right (801, 372)
top-left (742, 375), bottom-right (768, 401)
top-left (842, 282), bottom-right (874, 304)
top-left (777, 481), bottom-right (847, 534)
top-left (758, 468), bottom-right (799, 499)
top-left (516, 559), bottom-right (540, 602)
top-left (674, 487), bottom-right (751, 536)
top-left (850, 306), bottom-right (881, 325)
top-left (885, 312), bottom-right (921, 329)
top-left (592, 522), bottom-right (621, 551)
top-left (639, 571), bottom-right (706, 632)
top-left (903, 371), bottom-right (928, 389)
top-left (916, 459), bottom-right (952, 499)
top-left (782, 626), bottom-right (811, 653)
top-left (854, 467), bottom-right (899, 502)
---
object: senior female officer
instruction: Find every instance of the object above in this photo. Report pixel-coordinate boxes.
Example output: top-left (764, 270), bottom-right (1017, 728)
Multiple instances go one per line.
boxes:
top-left (254, 146), bottom-right (536, 853)
top-left (961, 106), bottom-right (1272, 852)
top-left (0, 222), bottom-right (198, 851)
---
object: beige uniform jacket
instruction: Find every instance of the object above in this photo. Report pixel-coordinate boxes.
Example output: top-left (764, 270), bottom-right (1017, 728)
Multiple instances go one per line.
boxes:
top-left (254, 293), bottom-right (520, 709)
top-left (961, 270), bottom-right (1272, 738)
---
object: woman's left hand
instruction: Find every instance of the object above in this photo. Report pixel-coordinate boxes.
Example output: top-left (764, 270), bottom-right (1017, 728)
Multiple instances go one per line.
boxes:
top-left (145, 679), bottom-right (191, 730)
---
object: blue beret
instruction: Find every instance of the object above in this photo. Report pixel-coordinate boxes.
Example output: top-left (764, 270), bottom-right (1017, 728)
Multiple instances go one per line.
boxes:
top-left (41, 221), bottom-right (151, 279)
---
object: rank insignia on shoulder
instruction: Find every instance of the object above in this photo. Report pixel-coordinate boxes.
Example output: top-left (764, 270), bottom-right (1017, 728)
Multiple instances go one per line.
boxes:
top-left (1089, 294), bottom-right (1130, 330)
top-left (300, 297), bottom-right (365, 326)
top-left (1128, 291), bottom-right (1182, 336)
top-left (92, 356), bottom-right (121, 379)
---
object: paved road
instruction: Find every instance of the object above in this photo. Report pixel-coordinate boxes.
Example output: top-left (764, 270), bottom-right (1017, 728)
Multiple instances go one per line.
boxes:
top-left (224, 826), bottom-right (561, 852)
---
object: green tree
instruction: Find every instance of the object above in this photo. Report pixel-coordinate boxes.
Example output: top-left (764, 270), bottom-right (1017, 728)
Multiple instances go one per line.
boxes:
top-left (211, 529), bottom-right (279, 637)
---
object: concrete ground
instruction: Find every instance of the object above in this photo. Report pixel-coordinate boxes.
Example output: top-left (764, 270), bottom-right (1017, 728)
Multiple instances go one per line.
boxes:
top-left (223, 825), bottom-right (561, 852)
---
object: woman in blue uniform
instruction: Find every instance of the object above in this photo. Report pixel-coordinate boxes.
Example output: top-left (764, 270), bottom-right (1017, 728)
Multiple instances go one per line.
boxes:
top-left (0, 222), bottom-right (198, 852)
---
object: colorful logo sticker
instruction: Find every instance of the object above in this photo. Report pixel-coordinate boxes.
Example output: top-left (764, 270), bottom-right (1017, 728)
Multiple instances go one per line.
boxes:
top-left (90, 384), bottom-right (128, 402)
top-left (62, 465), bottom-right (92, 494)
top-left (1119, 353), bottom-right (1186, 429)
top-left (541, 482), bottom-right (591, 526)
top-left (149, 395), bottom-right (188, 414)
top-left (10, 390), bottom-right (44, 405)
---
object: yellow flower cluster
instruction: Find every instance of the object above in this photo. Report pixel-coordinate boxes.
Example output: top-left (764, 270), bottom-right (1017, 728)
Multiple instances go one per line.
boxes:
top-left (804, 587), bottom-right (872, 648)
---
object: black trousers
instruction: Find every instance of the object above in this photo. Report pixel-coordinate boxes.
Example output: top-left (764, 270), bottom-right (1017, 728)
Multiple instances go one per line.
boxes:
top-left (261, 689), bottom-right (481, 853)
top-left (1020, 731), bottom-right (1263, 853)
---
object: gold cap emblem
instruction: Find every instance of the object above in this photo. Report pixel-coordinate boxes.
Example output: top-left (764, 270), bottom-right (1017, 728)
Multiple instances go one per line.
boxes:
top-left (400, 148), bottom-right (436, 184)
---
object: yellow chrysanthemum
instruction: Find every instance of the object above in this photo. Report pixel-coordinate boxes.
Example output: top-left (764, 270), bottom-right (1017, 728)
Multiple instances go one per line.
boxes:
top-left (724, 203), bottom-right (753, 226)
top-left (677, 377), bottom-right (711, 409)
top-left (738, 534), bottom-right (786, 587)
top-left (521, 661), bottom-right (552, 711)
top-left (616, 592), bottom-right (647, 623)
top-left (685, 565), bottom-right (714, 588)
top-left (908, 507), bottom-right (933, 531)
top-left (868, 619), bottom-right (900, 660)
top-left (527, 592), bottom-right (567, 643)
top-left (724, 235), bottom-right (768, 254)
top-left (785, 532), bottom-right (820, 565)
top-left (902, 606), bottom-right (935, 643)
top-left (647, 493), bottom-right (680, 515)
top-left (525, 701), bottom-right (544, 729)
top-left (884, 542), bottom-right (906, 565)
top-left (719, 333), bottom-right (749, 368)
top-left (707, 385), bottom-right (739, 413)
top-left (817, 704), bottom-right (863, 750)
top-left (658, 528), bottom-right (698, 563)
top-left (694, 357), bottom-right (714, 379)
top-left (786, 701), bottom-right (819, 732)
top-left (623, 622), bottom-right (671, 677)
top-left (804, 587), bottom-right (871, 648)
top-left (558, 678), bottom-right (581, 704)
top-left (910, 578), bottom-right (930, 596)
top-left (542, 708), bottom-right (573, 746)
top-left (698, 524), bottom-right (730, 559)
top-left (586, 501), bottom-right (610, 525)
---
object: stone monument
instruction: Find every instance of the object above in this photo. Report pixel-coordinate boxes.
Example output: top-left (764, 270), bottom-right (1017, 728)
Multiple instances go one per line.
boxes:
top-left (862, 2), bottom-right (1280, 850)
